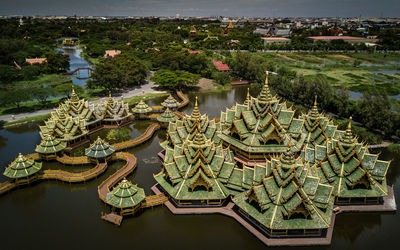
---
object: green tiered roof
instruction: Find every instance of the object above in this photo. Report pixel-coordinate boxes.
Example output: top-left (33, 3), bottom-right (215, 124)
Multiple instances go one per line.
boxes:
top-left (233, 146), bottom-right (335, 231)
top-left (155, 128), bottom-right (233, 202)
top-left (299, 96), bottom-right (339, 147)
top-left (160, 96), bottom-right (221, 150)
top-left (4, 153), bottom-right (42, 179)
top-left (39, 87), bottom-right (99, 141)
top-left (132, 100), bottom-right (152, 114)
top-left (35, 136), bottom-right (67, 154)
top-left (85, 137), bottom-right (115, 158)
top-left (161, 94), bottom-right (180, 108)
top-left (95, 92), bottom-right (131, 121)
top-left (40, 115), bottom-right (88, 141)
top-left (219, 72), bottom-right (305, 155)
top-left (304, 118), bottom-right (390, 199)
top-left (157, 108), bottom-right (178, 123)
top-left (106, 178), bottom-right (146, 208)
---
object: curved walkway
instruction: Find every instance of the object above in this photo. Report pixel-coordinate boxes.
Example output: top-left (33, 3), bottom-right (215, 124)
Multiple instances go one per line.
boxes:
top-left (113, 123), bottom-right (160, 151)
top-left (98, 152), bottom-right (137, 203)
top-left (177, 90), bottom-right (189, 108)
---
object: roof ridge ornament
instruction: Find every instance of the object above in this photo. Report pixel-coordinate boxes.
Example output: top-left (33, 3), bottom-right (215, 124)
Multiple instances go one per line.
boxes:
top-left (190, 96), bottom-right (201, 119)
top-left (258, 71), bottom-right (272, 103)
top-left (310, 95), bottom-right (319, 118)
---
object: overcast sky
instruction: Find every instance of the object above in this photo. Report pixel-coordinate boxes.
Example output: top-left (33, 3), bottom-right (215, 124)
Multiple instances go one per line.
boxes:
top-left (0, 0), bottom-right (399, 17)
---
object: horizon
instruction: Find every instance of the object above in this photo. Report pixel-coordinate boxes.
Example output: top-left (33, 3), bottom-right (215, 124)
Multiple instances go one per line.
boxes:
top-left (1, 0), bottom-right (399, 18)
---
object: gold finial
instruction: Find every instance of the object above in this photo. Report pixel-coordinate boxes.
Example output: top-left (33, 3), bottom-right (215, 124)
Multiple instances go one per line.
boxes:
top-left (265, 71), bottom-right (269, 87)
top-left (348, 116), bottom-right (352, 130)
top-left (191, 96), bottom-right (201, 119)
top-left (109, 91), bottom-right (112, 98)
top-left (314, 95), bottom-right (317, 107)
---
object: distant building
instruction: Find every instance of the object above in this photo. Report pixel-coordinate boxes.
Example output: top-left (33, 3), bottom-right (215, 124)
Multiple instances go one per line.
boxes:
top-left (261, 37), bottom-right (291, 45)
top-left (307, 36), bottom-right (374, 44)
top-left (104, 50), bottom-right (121, 58)
top-left (25, 58), bottom-right (47, 65)
top-left (266, 27), bottom-right (292, 37)
top-left (213, 61), bottom-right (230, 71)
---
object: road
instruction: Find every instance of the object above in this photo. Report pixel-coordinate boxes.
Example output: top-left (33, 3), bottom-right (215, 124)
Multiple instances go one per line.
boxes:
top-left (0, 72), bottom-right (164, 123)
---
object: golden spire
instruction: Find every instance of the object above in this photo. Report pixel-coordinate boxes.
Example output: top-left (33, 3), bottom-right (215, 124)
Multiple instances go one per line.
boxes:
top-left (310, 95), bottom-right (319, 117)
top-left (70, 86), bottom-right (79, 103)
top-left (244, 88), bottom-right (251, 105)
top-left (190, 96), bottom-right (201, 119)
top-left (340, 116), bottom-right (355, 145)
top-left (258, 71), bottom-right (272, 103)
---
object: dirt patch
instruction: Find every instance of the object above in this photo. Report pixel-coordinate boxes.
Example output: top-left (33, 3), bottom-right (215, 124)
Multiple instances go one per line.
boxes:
top-left (275, 53), bottom-right (297, 62)
top-left (196, 78), bottom-right (216, 91)
top-left (328, 54), bottom-right (355, 62)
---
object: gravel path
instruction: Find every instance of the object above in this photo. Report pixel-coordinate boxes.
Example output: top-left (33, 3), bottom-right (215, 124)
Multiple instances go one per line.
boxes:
top-left (0, 72), bottom-right (164, 123)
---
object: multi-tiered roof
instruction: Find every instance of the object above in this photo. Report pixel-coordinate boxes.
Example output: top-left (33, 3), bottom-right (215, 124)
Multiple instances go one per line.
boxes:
top-left (219, 73), bottom-right (304, 158)
top-left (155, 127), bottom-right (233, 203)
top-left (161, 94), bottom-right (180, 109)
top-left (94, 93), bottom-right (131, 122)
top-left (3, 153), bottom-right (42, 179)
top-left (85, 137), bottom-right (115, 159)
top-left (39, 88), bottom-right (100, 141)
top-left (106, 178), bottom-right (146, 209)
top-left (160, 97), bottom-right (221, 150)
top-left (305, 118), bottom-right (390, 200)
top-left (157, 108), bottom-right (178, 123)
top-left (299, 97), bottom-right (339, 147)
top-left (35, 136), bottom-right (67, 154)
top-left (131, 99), bottom-right (152, 114)
top-left (233, 146), bottom-right (335, 232)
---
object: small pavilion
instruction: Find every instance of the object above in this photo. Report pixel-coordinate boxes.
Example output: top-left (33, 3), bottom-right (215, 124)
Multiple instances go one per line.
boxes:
top-left (35, 136), bottom-right (67, 160)
top-left (106, 178), bottom-right (146, 215)
top-left (85, 137), bottom-right (115, 162)
top-left (3, 153), bottom-right (42, 183)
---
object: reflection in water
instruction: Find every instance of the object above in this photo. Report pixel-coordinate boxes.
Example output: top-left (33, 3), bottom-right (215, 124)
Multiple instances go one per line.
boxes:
top-left (0, 86), bottom-right (399, 250)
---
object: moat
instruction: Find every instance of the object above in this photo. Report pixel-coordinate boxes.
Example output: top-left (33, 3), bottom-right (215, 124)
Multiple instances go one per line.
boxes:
top-left (0, 85), bottom-right (399, 250)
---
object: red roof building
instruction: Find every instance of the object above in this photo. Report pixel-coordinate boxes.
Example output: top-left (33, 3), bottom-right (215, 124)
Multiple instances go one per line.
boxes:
top-left (213, 61), bottom-right (230, 71)
top-left (189, 50), bottom-right (201, 54)
top-left (25, 58), bottom-right (47, 65)
top-left (104, 50), bottom-right (121, 58)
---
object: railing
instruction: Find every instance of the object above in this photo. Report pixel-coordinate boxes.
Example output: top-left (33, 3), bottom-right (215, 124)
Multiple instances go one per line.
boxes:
top-left (113, 123), bottom-right (160, 151)
top-left (176, 90), bottom-right (189, 109)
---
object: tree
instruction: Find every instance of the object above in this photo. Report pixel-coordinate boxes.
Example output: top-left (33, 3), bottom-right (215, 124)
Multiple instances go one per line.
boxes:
top-left (211, 71), bottom-right (231, 85)
top-left (88, 53), bottom-right (148, 91)
top-left (151, 70), bottom-right (200, 90)
top-left (0, 88), bottom-right (31, 110)
top-left (31, 87), bottom-right (54, 105)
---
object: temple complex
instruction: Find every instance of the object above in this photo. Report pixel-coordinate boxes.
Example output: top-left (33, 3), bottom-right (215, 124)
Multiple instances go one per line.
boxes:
top-left (219, 72), bottom-right (304, 161)
top-left (233, 145), bottom-right (335, 236)
top-left (305, 118), bottom-right (390, 204)
top-left (0, 76), bottom-right (395, 246)
top-left (155, 128), bottom-right (233, 205)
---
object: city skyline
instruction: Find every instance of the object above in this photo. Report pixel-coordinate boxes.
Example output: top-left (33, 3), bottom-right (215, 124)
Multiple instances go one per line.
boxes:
top-left (1, 0), bottom-right (400, 17)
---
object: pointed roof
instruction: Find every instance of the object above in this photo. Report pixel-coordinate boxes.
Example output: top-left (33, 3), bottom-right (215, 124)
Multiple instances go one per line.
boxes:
top-left (70, 86), bottom-right (80, 104)
top-left (233, 154), bottom-right (335, 231)
top-left (106, 178), bottom-right (146, 208)
top-left (340, 117), bottom-right (356, 146)
top-left (157, 108), bottom-right (178, 123)
top-left (309, 96), bottom-right (319, 118)
top-left (244, 88), bottom-right (251, 106)
top-left (132, 100), bottom-right (152, 114)
top-left (35, 136), bottom-right (67, 154)
top-left (161, 94), bottom-right (180, 108)
top-left (3, 153), bottom-right (42, 179)
top-left (85, 137), bottom-right (115, 158)
top-left (190, 96), bottom-right (201, 119)
top-left (258, 71), bottom-right (272, 103)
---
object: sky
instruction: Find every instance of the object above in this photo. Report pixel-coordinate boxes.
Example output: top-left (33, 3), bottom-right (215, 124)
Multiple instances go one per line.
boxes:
top-left (0, 0), bottom-right (399, 17)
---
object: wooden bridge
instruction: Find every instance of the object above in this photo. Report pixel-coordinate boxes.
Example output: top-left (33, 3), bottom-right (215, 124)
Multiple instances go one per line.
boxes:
top-left (64, 67), bottom-right (94, 75)
top-left (113, 123), bottom-right (161, 151)
top-left (177, 90), bottom-right (189, 108)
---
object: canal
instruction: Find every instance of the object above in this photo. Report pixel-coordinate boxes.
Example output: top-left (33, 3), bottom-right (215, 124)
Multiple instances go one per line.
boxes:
top-left (0, 86), bottom-right (399, 250)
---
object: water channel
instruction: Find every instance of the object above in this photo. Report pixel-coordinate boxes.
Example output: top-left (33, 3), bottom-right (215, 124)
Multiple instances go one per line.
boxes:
top-left (0, 85), bottom-right (399, 250)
